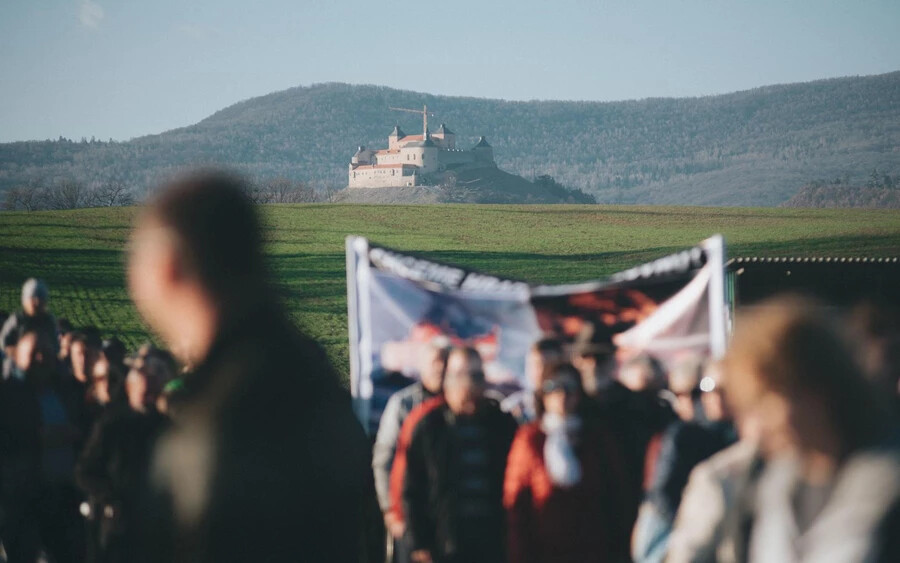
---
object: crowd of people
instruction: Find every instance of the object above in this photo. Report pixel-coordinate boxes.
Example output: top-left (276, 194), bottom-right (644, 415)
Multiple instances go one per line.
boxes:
top-left (0, 170), bottom-right (898, 563)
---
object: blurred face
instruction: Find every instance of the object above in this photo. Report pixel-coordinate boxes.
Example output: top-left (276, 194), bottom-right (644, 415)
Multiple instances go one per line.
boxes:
top-left (59, 332), bottom-right (73, 360)
top-left (92, 356), bottom-right (111, 404)
top-left (444, 352), bottom-right (482, 415)
top-left (419, 346), bottom-right (447, 394)
top-left (542, 374), bottom-right (580, 416)
top-left (573, 354), bottom-right (599, 395)
top-left (14, 332), bottom-right (38, 372)
top-left (70, 341), bottom-right (95, 383)
top-left (127, 221), bottom-right (181, 352)
top-left (126, 369), bottom-right (155, 412)
top-left (618, 362), bottom-right (651, 392)
top-left (22, 296), bottom-right (46, 317)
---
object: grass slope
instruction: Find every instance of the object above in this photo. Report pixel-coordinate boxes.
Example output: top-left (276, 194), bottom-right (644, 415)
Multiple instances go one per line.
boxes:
top-left (2, 205), bottom-right (899, 380)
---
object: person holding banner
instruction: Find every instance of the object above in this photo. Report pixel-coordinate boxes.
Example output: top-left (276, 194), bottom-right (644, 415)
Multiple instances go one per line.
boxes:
top-left (503, 363), bottom-right (631, 563)
top-left (403, 347), bottom-right (517, 563)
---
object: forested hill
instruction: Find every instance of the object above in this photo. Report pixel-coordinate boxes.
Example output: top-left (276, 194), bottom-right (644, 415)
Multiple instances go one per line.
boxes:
top-left (2, 71), bottom-right (899, 206)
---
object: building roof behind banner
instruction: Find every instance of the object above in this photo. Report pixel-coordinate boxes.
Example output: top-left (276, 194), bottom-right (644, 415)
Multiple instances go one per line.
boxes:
top-left (727, 256), bottom-right (900, 307)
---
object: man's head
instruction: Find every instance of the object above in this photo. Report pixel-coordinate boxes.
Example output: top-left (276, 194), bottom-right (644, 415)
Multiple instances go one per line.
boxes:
top-left (58, 319), bottom-right (74, 360)
top-left (526, 337), bottom-right (564, 390)
top-left (21, 278), bottom-right (49, 317)
top-left (69, 330), bottom-right (101, 384)
top-left (571, 322), bottom-right (615, 396)
top-left (539, 363), bottom-right (583, 417)
top-left (724, 296), bottom-right (887, 459)
top-left (618, 354), bottom-right (665, 392)
top-left (128, 171), bottom-right (267, 363)
top-left (443, 347), bottom-right (485, 415)
top-left (418, 337), bottom-right (451, 394)
top-left (668, 356), bottom-right (703, 422)
top-left (126, 348), bottom-right (176, 413)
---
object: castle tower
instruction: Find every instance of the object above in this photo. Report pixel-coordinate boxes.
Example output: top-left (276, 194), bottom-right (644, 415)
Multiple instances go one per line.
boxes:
top-left (433, 123), bottom-right (456, 149)
top-left (388, 125), bottom-right (405, 150)
top-left (473, 136), bottom-right (494, 164)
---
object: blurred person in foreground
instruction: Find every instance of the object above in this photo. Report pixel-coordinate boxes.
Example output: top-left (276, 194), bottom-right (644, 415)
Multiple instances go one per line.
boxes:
top-left (126, 171), bottom-right (381, 562)
top-left (1, 278), bottom-right (57, 379)
top-left (77, 347), bottom-right (173, 563)
top-left (504, 363), bottom-right (631, 563)
top-left (501, 338), bottom-right (564, 424)
top-left (632, 359), bottom-right (737, 563)
top-left (718, 295), bottom-right (900, 563)
top-left (403, 347), bottom-right (517, 563)
top-left (373, 338), bottom-right (450, 561)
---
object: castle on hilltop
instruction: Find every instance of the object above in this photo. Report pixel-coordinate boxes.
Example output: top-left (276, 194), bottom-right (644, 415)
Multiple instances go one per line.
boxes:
top-left (349, 110), bottom-right (495, 188)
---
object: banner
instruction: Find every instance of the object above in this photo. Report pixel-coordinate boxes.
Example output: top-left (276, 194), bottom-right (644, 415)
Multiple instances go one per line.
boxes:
top-left (347, 235), bottom-right (727, 434)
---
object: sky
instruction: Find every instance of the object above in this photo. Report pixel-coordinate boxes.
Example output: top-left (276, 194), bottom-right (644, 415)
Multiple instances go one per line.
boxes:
top-left (1, 0), bottom-right (898, 143)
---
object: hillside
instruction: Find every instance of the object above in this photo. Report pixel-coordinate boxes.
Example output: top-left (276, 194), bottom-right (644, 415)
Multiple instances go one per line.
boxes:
top-left (1, 72), bottom-right (899, 206)
top-left (2, 205), bottom-right (899, 377)
top-left (782, 173), bottom-right (900, 209)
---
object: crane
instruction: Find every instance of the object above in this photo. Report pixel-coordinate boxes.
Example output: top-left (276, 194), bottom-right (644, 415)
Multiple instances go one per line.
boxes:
top-left (389, 105), bottom-right (434, 138)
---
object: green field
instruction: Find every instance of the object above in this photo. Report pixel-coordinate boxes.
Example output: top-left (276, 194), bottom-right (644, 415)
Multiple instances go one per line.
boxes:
top-left (2, 204), bottom-right (899, 379)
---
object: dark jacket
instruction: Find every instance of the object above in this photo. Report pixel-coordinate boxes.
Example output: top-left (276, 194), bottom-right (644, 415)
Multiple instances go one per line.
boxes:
top-left (76, 405), bottom-right (168, 559)
top-left (403, 400), bottom-right (517, 563)
top-left (139, 305), bottom-right (382, 563)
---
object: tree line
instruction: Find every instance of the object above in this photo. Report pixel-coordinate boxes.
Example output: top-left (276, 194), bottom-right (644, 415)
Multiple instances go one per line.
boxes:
top-left (2, 177), bottom-right (332, 211)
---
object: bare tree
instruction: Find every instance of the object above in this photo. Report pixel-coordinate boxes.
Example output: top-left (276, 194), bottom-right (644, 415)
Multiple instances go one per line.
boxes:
top-left (89, 180), bottom-right (134, 207)
top-left (46, 180), bottom-right (87, 209)
top-left (2, 184), bottom-right (46, 211)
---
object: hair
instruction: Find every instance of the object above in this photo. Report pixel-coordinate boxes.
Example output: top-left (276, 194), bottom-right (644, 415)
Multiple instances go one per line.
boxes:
top-left (57, 318), bottom-right (73, 334)
top-left (70, 329), bottom-right (102, 350)
top-left (724, 295), bottom-right (890, 454)
top-left (142, 170), bottom-right (269, 313)
top-left (535, 362), bottom-right (585, 418)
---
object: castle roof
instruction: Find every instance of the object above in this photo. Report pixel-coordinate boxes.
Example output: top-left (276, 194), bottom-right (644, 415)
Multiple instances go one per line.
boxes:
top-left (435, 123), bottom-right (454, 135)
top-left (389, 125), bottom-right (405, 137)
top-left (474, 136), bottom-right (492, 148)
top-left (404, 139), bottom-right (437, 148)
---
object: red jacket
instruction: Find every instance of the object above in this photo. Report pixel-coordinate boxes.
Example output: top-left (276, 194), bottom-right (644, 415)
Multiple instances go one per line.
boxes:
top-left (503, 421), bottom-right (632, 563)
top-left (387, 395), bottom-right (444, 522)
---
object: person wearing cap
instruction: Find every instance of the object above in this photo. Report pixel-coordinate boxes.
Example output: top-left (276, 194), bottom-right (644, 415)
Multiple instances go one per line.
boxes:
top-left (403, 347), bottom-right (517, 563)
top-left (373, 337), bottom-right (450, 560)
top-left (76, 346), bottom-right (173, 563)
top-left (1, 278), bottom-right (57, 379)
top-left (504, 363), bottom-right (632, 563)
top-left (126, 171), bottom-right (379, 563)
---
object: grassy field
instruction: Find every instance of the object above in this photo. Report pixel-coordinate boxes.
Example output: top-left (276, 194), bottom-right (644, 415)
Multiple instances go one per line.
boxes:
top-left (2, 204), bottom-right (899, 379)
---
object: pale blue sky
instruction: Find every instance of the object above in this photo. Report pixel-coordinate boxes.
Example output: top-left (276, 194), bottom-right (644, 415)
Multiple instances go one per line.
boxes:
top-left (1, 0), bottom-right (897, 142)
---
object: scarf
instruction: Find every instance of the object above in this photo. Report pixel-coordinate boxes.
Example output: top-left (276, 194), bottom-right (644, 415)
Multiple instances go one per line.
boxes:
top-left (541, 413), bottom-right (583, 488)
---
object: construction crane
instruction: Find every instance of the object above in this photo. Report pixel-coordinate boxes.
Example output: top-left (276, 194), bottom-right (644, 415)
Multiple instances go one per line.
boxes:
top-left (389, 105), bottom-right (434, 137)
